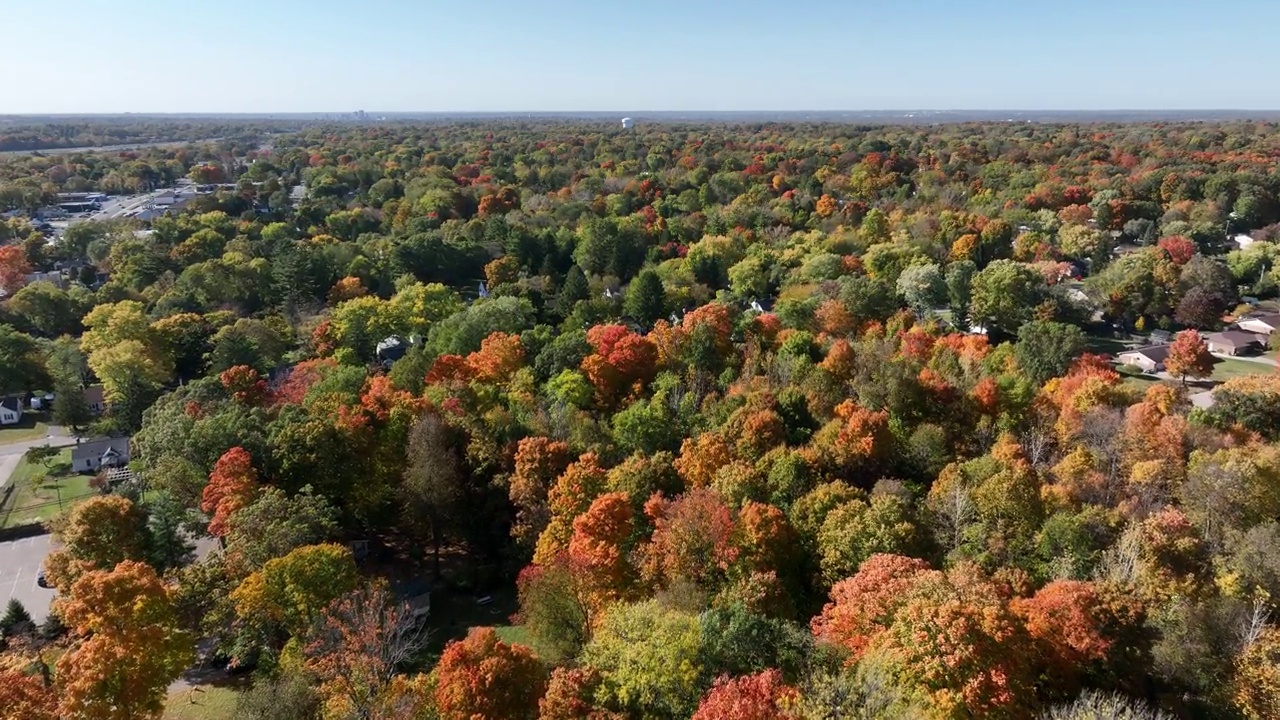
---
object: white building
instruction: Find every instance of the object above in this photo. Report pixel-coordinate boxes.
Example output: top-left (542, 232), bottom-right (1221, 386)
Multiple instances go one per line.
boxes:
top-left (1235, 234), bottom-right (1257, 250)
top-left (621, 117), bottom-right (634, 129)
top-left (0, 397), bottom-right (22, 426)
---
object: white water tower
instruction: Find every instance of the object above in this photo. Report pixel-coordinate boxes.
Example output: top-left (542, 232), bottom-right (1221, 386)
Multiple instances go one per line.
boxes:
top-left (621, 117), bottom-right (634, 129)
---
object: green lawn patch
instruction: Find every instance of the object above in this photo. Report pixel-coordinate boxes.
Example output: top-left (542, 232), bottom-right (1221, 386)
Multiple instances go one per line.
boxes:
top-left (0, 449), bottom-right (96, 529)
top-left (163, 685), bottom-right (241, 720)
top-left (1085, 335), bottom-right (1133, 356)
top-left (494, 624), bottom-right (535, 648)
top-left (1209, 357), bottom-right (1270, 382)
top-left (0, 412), bottom-right (50, 444)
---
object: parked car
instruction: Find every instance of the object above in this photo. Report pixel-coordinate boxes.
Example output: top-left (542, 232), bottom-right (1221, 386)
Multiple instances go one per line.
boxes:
top-left (37, 565), bottom-right (49, 588)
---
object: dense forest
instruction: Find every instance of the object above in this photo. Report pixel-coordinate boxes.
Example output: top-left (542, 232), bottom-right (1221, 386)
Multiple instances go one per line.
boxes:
top-left (1, 119), bottom-right (1280, 719)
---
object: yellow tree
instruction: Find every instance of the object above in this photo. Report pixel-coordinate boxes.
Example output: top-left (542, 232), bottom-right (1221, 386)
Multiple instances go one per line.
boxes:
top-left (44, 495), bottom-right (148, 592)
top-left (232, 543), bottom-right (360, 640)
top-left (56, 560), bottom-right (194, 720)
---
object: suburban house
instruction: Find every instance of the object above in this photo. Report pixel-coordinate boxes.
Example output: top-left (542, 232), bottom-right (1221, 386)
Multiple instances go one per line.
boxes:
top-left (83, 385), bottom-right (107, 415)
top-left (375, 335), bottom-right (409, 368)
top-left (1236, 313), bottom-right (1280, 336)
top-left (0, 397), bottom-right (23, 426)
top-left (1205, 330), bottom-right (1264, 356)
top-left (1117, 345), bottom-right (1173, 373)
top-left (71, 437), bottom-right (131, 474)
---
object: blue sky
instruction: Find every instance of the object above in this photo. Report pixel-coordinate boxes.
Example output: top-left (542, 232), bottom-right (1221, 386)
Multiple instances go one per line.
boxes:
top-left (2, 0), bottom-right (1277, 113)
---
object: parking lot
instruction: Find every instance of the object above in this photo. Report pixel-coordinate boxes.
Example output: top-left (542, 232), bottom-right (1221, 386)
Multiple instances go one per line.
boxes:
top-left (0, 534), bottom-right (56, 623)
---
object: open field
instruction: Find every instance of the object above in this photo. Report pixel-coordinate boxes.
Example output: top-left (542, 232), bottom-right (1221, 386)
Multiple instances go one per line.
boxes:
top-left (0, 414), bottom-right (50, 445)
top-left (0, 449), bottom-right (95, 529)
top-left (163, 685), bottom-right (240, 720)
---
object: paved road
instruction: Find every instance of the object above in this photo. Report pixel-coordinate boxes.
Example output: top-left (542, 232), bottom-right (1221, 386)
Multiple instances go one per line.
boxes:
top-left (0, 431), bottom-right (75, 459)
top-left (0, 535), bottom-right (56, 623)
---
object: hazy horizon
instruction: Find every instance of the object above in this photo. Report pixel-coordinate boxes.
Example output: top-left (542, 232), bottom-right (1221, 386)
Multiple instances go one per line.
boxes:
top-left (4, 0), bottom-right (1279, 115)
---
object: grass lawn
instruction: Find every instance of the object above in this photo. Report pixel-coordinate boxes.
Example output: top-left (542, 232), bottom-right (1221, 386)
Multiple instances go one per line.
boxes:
top-left (1085, 334), bottom-right (1134, 356)
top-left (0, 449), bottom-right (96, 529)
top-left (421, 582), bottom-right (519, 661)
top-left (1121, 374), bottom-right (1162, 393)
top-left (0, 412), bottom-right (50, 444)
top-left (1209, 357), bottom-right (1270, 382)
top-left (163, 685), bottom-right (240, 720)
top-left (494, 624), bottom-right (535, 648)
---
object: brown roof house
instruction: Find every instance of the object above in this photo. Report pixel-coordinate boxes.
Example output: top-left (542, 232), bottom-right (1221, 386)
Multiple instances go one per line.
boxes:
top-left (83, 385), bottom-right (107, 415)
top-left (1117, 345), bottom-right (1173, 374)
top-left (1236, 313), bottom-right (1280, 336)
top-left (1205, 330), bottom-right (1264, 356)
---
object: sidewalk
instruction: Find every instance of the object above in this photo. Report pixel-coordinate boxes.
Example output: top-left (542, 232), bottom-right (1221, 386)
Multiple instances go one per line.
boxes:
top-left (0, 455), bottom-right (18, 491)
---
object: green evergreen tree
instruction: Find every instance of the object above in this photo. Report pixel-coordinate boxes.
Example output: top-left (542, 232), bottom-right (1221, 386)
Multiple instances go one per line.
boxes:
top-left (625, 269), bottom-right (667, 326)
top-left (558, 265), bottom-right (590, 317)
top-left (1, 598), bottom-right (32, 636)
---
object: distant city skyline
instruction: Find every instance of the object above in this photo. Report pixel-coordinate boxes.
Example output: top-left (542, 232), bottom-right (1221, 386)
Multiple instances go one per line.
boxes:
top-left (3, 0), bottom-right (1278, 114)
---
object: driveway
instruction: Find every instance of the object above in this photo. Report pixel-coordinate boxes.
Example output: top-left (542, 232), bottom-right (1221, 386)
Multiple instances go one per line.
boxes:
top-left (1212, 353), bottom-right (1279, 367)
top-left (0, 534), bottom-right (56, 623)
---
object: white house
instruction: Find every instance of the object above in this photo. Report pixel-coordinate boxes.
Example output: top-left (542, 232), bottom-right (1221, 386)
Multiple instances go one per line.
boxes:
top-left (71, 437), bottom-right (131, 473)
top-left (1236, 312), bottom-right (1280, 336)
top-left (1117, 345), bottom-right (1173, 374)
top-left (0, 397), bottom-right (22, 426)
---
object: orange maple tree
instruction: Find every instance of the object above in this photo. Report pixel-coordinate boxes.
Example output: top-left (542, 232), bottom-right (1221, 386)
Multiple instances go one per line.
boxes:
top-left (201, 447), bottom-right (258, 537)
top-left (433, 627), bottom-right (547, 720)
top-left (692, 669), bottom-right (800, 720)
top-left (0, 244), bottom-right (31, 294)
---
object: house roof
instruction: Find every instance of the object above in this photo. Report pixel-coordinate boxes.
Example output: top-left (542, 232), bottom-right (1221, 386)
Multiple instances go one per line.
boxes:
top-left (376, 335), bottom-right (406, 353)
top-left (83, 385), bottom-right (105, 405)
top-left (1242, 312), bottom-right (1280, 327)
top-left (1120, 345), bottom-right (1172, 363)
top-left (0, 397), bottom-right (21, 413)
top-left (1206, 330), bottom-right (1263, 348)
top-left (71, 436), bottom-right (131, 463)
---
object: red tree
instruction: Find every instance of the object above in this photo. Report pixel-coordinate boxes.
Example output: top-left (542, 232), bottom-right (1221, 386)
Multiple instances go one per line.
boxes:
top-left (582, 324), bottom-right (658, 404)
top-left (642, 488), bottom-right (738, 591)
top-left (1157, 235), bottom-right (1196, 265)
top-left (691, 670), bottom-right (800, 720)
top-left (1165, 329), bottom-right (1214, 386)
top-left (1011, 579), bottom-right (1145, 690)
top-left (567, 492), bottom-right (636, 615)
top-left (273, 358), bottom-right (338, 406)
top-left (433, 627), bottom-right (547, 720)
top-left (467, 332), bottom-right (525, 383)
top-left (201, 447), bottom-right (258, 537)
top-left (811, 553), bottom-right (934, 663)
top-left (219, 365), bottom-right (270, 406)
top-left (0, 244), bottom-right (31, 294)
